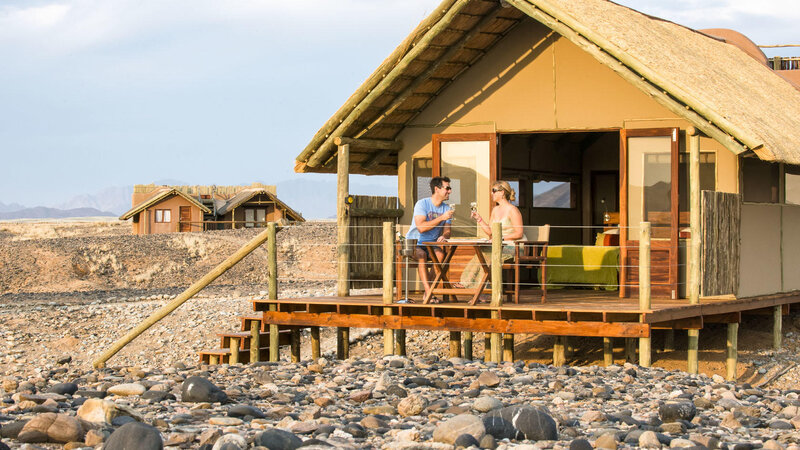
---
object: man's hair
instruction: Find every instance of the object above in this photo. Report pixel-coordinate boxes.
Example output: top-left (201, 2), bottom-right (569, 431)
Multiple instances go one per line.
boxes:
top-left (430, 176), bottom-right (451, 194)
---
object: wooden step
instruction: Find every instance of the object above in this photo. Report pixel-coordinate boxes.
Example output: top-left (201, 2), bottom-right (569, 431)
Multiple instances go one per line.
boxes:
top-left (198, 347), bottom-right (270, 365)
top-left (218, 331), bottom-right (292, 349)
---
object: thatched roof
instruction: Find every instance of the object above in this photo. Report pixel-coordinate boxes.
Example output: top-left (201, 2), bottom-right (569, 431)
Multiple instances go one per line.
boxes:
top-left (120, 188), bottom-right (211, 220)
top-left (216, 189), bottom-right (305, 222)
top-left (294, 0), bottom-right (800, 174)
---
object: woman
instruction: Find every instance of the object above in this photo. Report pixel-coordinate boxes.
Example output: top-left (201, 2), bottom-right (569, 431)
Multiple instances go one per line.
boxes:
top-left (458, 180), bottom-right (526, 289)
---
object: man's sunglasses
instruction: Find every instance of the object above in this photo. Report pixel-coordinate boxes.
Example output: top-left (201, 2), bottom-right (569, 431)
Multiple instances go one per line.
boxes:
top-left (439, 186), bottom-right (452, 191)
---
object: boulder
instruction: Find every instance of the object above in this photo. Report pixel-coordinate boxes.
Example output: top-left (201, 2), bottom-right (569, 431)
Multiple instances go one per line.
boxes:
top-left (104, 422), bottom-right (163, 450)
top-left (181, 376), bottom-right (228, 403)
top-left (253, 428), bottom-right (303, 450)
top-left (483, 406), bottom-right (558, 441)
top-left (659, 401), bottom-right (696, 423)
top-left (433, 414), bottom-right (485, 444)
top-left (76, 398), bottom-right (141, 424)
top-left (397, 394), bottom-right (427, 417)
top-left (18, 413), bottom-right (84, 444)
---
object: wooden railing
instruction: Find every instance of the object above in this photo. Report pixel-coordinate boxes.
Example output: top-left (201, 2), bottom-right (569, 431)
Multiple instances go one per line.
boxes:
top-left (769, 56), bottom-right (800, 70)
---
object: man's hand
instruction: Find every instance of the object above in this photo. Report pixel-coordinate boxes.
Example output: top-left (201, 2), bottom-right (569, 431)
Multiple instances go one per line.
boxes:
top-left (436, 235), bottom-right (446, 242)
top-left (441, 209), bottom-right (454, 221)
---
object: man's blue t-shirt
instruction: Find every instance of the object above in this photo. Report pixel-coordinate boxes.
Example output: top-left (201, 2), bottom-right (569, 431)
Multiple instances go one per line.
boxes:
top-left (405, 198), bottom-right (452, 243)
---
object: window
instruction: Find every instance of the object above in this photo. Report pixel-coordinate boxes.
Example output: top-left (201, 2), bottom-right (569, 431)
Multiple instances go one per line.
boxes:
top-left (532, 180), bottom-right (574, 208)
top-left (786, 166), bottom-right (800, 205)
top-left (742, 157), bottom-right (779, 203)
top-left (413, 159), bottom-right (432, 204)
top-left (154, 209), bottom-right (171, 223)
top-left (507, 180), bottom-right (520, 207)
top-left (678, 152), bottom-right (716, 214)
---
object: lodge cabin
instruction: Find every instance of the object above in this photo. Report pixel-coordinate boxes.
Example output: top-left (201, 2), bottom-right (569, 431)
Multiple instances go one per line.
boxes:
top-left (294, 0), bottom-right (800, 303)
top-left (121, 183), bottom-right (304, 235)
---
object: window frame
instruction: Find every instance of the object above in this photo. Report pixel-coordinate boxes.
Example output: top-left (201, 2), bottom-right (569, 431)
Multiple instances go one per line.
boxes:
top-left (154, 209), bottom-right (171, 223)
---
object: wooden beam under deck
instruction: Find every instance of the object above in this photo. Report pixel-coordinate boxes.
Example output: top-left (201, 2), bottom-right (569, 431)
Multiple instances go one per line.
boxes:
top-left (251, 290), bottom-right (800, 340)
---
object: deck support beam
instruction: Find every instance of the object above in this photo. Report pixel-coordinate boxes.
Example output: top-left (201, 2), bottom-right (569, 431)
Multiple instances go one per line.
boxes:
top-left (603, 337), bottom-right (613, 366)
top-left (639, 222), bottom-right (652, 367)
top-left (503, 334), bottom-right (514, 362)
top-left (449, 331), bottom-right (462, 358)
top-left (394, 329), bottom-right (406, 356)
top-left (209, 355), bottom-right (219, 365)
top-left (383, 222), bottom-right (395, 356)
top-left (490, 222), bottom-right (503, 363)
top-left (727, 322), bottom-right (738, 381)
top-left (291, 327), bottom-right (301, 362)
top-left (484, 335), bottom-right (491, 363)
top-left (553, 336), bottom-right (566, 366)
top-left (464, 331), bottom-right (473, 360)
top-left (310, 327), bottom-right (321, 360)
top-left (337, 144), bottom-right (351, 297)
top-left (229, 337), bottom-right (240, 365)
top-left (774, 305), bottom-right (782, 350)
top-left (269, 222), bottom-right (279, 362)
top-left (249, 320), bottom-right (260, 363)
top-left (337, 327), bottom-right (350, 359)
top-left (625, 338), bottom-right (637, 363)
top-left (687, 330), bottom-right (699, 374)
top-left (688, 131), bottom-right (702, 374)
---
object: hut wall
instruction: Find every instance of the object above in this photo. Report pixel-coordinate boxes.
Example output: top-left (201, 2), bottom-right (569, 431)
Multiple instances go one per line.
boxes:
top-left (143, 196), bottom-right (202, 234)
top-left (781, 205), bottom-right (800, 291)
top-left (396, 19), bottom-right (685, 217)
top-left (739, 203), bottom-right (782, 297)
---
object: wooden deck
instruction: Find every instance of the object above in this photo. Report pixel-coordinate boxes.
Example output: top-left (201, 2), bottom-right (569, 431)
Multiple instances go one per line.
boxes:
top-left (251, 289), bottom-right (799, 339)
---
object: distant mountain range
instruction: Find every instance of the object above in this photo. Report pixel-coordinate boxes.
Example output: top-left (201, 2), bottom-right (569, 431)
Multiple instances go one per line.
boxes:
top-left (1, 177), bottom-right (398, 220)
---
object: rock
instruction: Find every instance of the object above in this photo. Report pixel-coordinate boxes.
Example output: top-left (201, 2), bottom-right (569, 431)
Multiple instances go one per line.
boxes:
top-left (199, 429), bottom-right (222, 447)
top-left (477, 371), bottom-right (501, 387)
top-left (57, 356), bottom-right (72, 364)
top-left (18, 413), bottom-right (84, 444)
top-left (0, 420), bottom-right (28, 439)
top-left (47, 383), bottom-right (78, 395)
top-left (181, 377), bottom-right (228, 403)
top-left (433, 414), bottom-right (485, 444)
top-left (84, 429), bottom-right (106, 447)
top-left (212, 433), bottom-right (248, 450)
top-left (375, 372), bottom-right (392, 391)
top-left (693, 397), bottom-right (713, 409)
top-left (209, 417), bottom-right (243, 426)
top-left (396, 428), bottom-right (420, 442)
top-left (770, 420), bottom-right (793, 429)
top-left (360, 416), bottom-right (388, 429)
top-left (721, 412), bottom-right (743, 429)
top-left (228, 404), bottom-right (265, 418)
top-left (639, 431), bottom-right (661, 448)
top-left (385, 385), bottom-right (408, 398)
top-left (670, 438), bottom-right (696, 448)
top-left (570, 438), bottom-right (593, 450)
top-left (253, 428), bottom-right (302, 450)
top-left (480, 434), bottom-right (497, 449)
top-left (165, 432), bottom-right (196, 446)
top-left (389, 360), bottom-right (405, 368)
top-left (473, 396), bottom-right (502, 412)
top-left (454, 433), bottom-right (480, 448)
top-left (107, 383), bottom-right (146, 396)
top-left (398, 394), bottom-right (427, 417)
top-left (104, 422), bottom-right (163, 450)
top-left (483, 406), bottom-right (558, 441)
top-left (659, 401), bottom-right (696, 423)
top-left (764, 440), bottom-right (785, 450)
top-left (596, 432), bottom-right (618, 449)
top-left (660, 422), bottom-right (686, 434)
top-left (142, 390), bottom-right (175, 402)
top-left (76, 398), bottom-right (140, 424)
top-left (582, 410), bottom-right (607, 423)
top-left (313, 397), bottom-right (334, 408)
top-left (348, 390), bottom-right (371, 403)
top-left (363, 405), bottom-right (396, 415)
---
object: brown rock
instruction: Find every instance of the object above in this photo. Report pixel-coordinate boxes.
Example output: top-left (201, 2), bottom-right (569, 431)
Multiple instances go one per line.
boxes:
top-left (720, 412), bottom-right (743, 429)
top-left (477, 371), bottom-right (501, 387)
top-left (314, 397), bottom-right (334, 408)
top-left (77, 398), bottom-right (141, 424)
top-left (165, 432), bottom-right (196, 446)
top-left (2, 378), bottom-right (18, 393)
top-left (398, 394), bottom-right (427, 417)
top-left (85, 429), bottom-right (107, 447)
top-left (349, 390), bottom-right (372, 403)
top-left (18, 413), bottom-right (84, 444)
top-left (64, 442), bottom-right (85, 450)
top-left (361, 415), bottom-right (389, 429)
top-left (198, 428), bottom-right (222, 447)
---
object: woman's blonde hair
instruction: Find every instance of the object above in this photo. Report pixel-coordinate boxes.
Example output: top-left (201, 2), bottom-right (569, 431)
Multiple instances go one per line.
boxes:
top-left (492, 180), bottom-right (516, 202)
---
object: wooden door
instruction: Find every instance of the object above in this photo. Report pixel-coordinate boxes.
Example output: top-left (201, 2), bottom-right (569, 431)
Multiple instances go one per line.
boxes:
top-left (620, 128), bottom-right (679, 299)
top-left (432, 133), bottom-right (498, 239)
top-left (179, 206), bottom-right (192, 232)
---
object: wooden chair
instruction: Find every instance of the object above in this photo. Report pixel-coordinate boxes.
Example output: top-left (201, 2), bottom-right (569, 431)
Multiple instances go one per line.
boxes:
top-left (503, 225), bottom-right (550, 304)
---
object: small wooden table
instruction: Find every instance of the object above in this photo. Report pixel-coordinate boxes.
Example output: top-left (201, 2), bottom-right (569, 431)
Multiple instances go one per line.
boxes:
top-left (422, 240), bottom-right (493, 305)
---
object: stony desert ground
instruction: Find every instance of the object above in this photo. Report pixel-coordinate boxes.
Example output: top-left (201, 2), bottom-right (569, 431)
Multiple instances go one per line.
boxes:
top-left (1, 219), bottom-right (800, 449)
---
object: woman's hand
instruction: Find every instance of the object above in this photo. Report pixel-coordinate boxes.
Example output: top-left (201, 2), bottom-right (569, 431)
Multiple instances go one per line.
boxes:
top-left (470, 211), bottom-right (482, 222)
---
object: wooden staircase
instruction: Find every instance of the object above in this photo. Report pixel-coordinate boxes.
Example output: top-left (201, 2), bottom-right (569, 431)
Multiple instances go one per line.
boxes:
top-left (198, 313), bottom-right (292, 364)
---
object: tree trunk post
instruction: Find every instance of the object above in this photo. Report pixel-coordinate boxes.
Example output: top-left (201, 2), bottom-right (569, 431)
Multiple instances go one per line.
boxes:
top-left (337, 327), bottom-right (350, 360)
top-left (490, 222), bottom-right (503, 363)
top-left (727, 322), bottom-right (738, 381)
top-left (249, 320), bottom-right (260, 363)
top-left (383, 222), bottom-right (395, 356)
top-left (603, 337), bottom-right (613, 366)
top-left (310, 327), bottom-right (321, 360)
top-left (625, 338), bottom-right (637, 363)
top-left (503, 334), bottom-right (514, 362)
top-left (395, 329), bottom-right (406, 357)
top-left (553, 336), bottom-right (566, 366)
top-left (774, 305), bottom-right (783, 351)
top-left (229, 337), bottom-right (240, 365)
top-left (687, 330), bottom-right (699, 374)
top-left (290, 327), bottom-right (301, 363)
top-left (639, 221), bottom-right (651, 368)
top-left (464, 332), bottom-right (473, 360)
top-left (269, 222), bottom-right (279, 362)
top-left (449, 331), bottom-right (462, 358)
top-left (337, 144), bottom-right (351, 297)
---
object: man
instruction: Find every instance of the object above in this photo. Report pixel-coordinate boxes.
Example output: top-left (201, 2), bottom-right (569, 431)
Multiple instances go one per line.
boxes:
top-left (405, 176), bottom-right (454, 302)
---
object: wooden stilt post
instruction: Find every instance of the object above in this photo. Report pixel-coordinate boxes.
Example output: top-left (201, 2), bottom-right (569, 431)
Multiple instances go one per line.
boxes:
top-left (209, 355), bottom-right (219, 365)
top-left (383, 222), bottom-right (395, 356)
top-left (774, 305), bottom-right (782, 350)
top-left (449, 332), bottom-right (462, 358)
top-left (249, 320), bottom-right (260, 363)
top-left (490, 222), bottom-right (503, 363)
top-left (484, 335), bottom-right (491, 363)
top-left (639, 221), bottom-right (651, 367)
top-left (268, 222), bottom-right (279, 362)
top-left (727, 322), bottom-right (738, 381)
top-left (464, 332), bottom-right (473, 360)
top-left (290, 327), bottom-right (301, 363)
top-left (688, 128), bottom-right (701, 374)
top-left (603, 337), bottom-right (613, 366)
top-left (229, 337), bottom-right (240, 364)
top-left (503, 334), bottom-right (514, 362)
top-left (625, 338), bottom-right (637, 363)
top-left (310, 327), bottom-right (321, 360)
top-left (664, 330), bottom-right (675, 352)
top-left (553, 337), bottom-right (566, 366)
top-left (337, 144), bottom-right (351, 298)
top-left (337, 327), bottom-right (350, 360)
top-left (395, 330), bottom-right (406, 357)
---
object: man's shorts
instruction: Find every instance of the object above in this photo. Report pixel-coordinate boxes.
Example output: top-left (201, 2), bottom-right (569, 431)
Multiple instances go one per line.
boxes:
top-left (413, 244), bottom-right (442, 260)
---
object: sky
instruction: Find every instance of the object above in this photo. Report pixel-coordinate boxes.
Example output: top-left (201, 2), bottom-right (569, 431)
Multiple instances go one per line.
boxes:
top-left (1, 0), bottom-right (798, 208)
